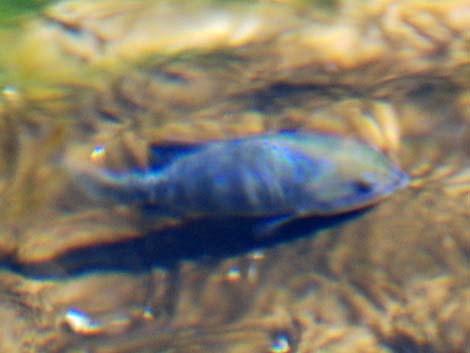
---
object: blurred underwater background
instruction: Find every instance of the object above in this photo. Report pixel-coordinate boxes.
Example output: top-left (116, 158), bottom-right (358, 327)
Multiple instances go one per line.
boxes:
top-left (0, 0), bottom-right (468, 352)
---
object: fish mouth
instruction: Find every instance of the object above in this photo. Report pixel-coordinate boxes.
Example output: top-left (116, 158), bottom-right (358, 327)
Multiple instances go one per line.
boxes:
top-left (323, 168), bottom-right (410, 216)
top-left (354, 168), bottom-right (409, 207)
top-left (393, 169), bottom-right (409, 191)
top-left (378, 168), bottom-right (409, 197)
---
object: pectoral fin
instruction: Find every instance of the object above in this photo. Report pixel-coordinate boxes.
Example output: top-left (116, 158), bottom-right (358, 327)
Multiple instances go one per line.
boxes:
top-left (254, 215), bottom-right (294, 238)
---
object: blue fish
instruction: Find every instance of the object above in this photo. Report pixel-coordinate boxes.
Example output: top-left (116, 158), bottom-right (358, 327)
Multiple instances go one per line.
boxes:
top-left (73, 132), bottom-right (408, 224)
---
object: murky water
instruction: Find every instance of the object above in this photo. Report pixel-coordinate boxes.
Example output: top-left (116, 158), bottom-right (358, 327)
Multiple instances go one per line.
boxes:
top-left (0, 1), bottom-right (469, 353)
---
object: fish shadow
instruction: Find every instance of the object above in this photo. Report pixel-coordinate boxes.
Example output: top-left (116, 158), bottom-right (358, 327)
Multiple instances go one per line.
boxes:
top-left (14, 210), bottom-right (367, 279)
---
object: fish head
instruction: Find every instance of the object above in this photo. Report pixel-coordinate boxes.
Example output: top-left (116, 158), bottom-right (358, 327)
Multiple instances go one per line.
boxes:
top-left (308, 139), bottom-right (408, 214)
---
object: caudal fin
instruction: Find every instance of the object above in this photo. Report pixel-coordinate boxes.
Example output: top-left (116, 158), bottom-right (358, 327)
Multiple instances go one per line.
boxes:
top-left (65, 156), bottom-right (159, 206)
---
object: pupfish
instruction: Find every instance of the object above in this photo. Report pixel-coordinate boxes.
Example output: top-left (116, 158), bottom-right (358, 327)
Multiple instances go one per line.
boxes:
top-left (73, 132), bottom-right (408, 222)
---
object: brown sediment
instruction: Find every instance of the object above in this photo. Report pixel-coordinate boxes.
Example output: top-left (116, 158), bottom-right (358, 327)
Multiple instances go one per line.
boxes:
top-left (0, 1), bottom-right (468, 353)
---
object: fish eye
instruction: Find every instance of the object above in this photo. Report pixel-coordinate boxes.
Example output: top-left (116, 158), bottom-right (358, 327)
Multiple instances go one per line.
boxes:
top-left (352, 180), bottom-right (374, 194)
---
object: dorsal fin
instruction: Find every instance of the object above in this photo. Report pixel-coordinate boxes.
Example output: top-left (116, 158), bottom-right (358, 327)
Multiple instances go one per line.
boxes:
top-left (149, 142), bottom-right (202, 169)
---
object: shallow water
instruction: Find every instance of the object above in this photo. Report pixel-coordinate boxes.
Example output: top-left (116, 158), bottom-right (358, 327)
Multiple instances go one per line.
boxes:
top-left (0, 1), bottom-right (469, 353)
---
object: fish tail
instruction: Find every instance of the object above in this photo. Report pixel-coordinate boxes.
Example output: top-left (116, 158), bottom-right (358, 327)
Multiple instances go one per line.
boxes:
top-left (71, 165), bottom-right (159, 206)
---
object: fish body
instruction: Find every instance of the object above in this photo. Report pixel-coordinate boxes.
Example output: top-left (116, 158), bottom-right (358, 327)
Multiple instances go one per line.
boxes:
top-left (76, 132), bottom-right (408, 219)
